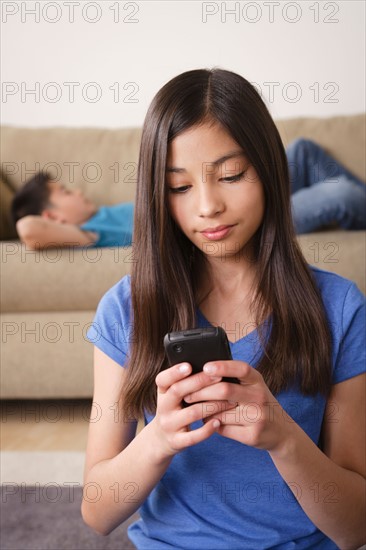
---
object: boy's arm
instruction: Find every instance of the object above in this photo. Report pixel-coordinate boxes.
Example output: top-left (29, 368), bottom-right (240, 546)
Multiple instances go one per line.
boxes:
top-left (16, 215), bottom-right (98, 249)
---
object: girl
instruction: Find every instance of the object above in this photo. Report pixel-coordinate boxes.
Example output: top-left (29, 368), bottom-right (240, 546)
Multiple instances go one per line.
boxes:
top-left (82, 68), bottom-right (366, 549)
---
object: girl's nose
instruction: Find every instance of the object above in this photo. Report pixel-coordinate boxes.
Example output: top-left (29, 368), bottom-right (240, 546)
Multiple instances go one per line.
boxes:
top-left (198, 185), bottom-right (224, 218)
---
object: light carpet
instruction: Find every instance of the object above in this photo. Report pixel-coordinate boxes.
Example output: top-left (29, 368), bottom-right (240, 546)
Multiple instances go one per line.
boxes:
top-left (1, 451), bottom-right (139, 550)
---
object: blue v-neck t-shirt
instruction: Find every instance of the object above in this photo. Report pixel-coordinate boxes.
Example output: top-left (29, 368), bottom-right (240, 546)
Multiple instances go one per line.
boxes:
top-left (86, 266), bottom-right (365, 549)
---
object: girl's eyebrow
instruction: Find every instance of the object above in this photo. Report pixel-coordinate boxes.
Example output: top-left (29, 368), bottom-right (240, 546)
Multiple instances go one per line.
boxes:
top-left (166, 150), bottom-right (246, 173)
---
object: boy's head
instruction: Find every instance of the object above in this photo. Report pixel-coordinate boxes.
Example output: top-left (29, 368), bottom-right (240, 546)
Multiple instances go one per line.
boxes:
top-left (11, 172), bottom-right (97, 226)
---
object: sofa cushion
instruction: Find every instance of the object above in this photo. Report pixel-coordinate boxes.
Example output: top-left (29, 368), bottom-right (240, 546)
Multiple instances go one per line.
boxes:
top-left (0, 243), bottom-right (133, 312)
top-left (1, 230), bottom-right (364, 314)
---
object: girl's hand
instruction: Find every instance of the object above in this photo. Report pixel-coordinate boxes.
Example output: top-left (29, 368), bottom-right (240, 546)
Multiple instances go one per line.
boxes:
top-left (183, 360), bottom-right (295, 453)
top-left (151, 363), bottom-right (237, 461)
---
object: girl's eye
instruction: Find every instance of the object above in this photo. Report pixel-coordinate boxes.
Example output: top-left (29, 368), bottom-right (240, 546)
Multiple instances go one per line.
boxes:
top-left (168, 185), bottom-right (190, 194)
top-left (168, 170), bottom-right (247, 192)
top-left (220, 170), bottom-right (246, 183)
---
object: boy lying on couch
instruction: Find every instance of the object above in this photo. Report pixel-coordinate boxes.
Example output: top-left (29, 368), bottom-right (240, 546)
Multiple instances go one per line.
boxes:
top-left (11, 172), bottom-right (134, 250)
top-left (11, 139), bottom-right (365, 250)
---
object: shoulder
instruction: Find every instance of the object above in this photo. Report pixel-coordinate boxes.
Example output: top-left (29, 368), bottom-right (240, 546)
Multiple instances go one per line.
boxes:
top-left (86, 275), bottom-right (133, 364)
top-left (93, 203), bottom-right (133, 215)
top-left (97, 274), bottom-right (132, 315)
top-left (79, 209), bottom-right (99, 227)
top-left (89, 274), bottom-right (132, 335)
top-left (308, 266), bottom-right (365, 382)
top-left (308, 265), bottom-right (365, 323)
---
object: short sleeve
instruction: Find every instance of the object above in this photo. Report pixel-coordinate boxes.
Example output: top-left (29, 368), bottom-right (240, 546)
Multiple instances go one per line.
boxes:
top-left (85, 275), bottom-right (133, 367)
top-left (333, 282), bottom-right (366, 384)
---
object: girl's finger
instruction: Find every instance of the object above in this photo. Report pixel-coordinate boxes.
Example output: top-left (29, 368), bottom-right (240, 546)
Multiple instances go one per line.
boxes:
top-left (202, 360), bottom-right (261, 385)
top-left (155, 363), bottom-right (192, 394)
top-left (171, 418), bottom-right (221, 449)
top-left (157, 367), bottom-right (223, 412)
top-left (179, 400), bottom-right (237, 427)
top-left (183, 381), bottom-right (242, 406)
top-left (159, 401), bottom-right (235, 435)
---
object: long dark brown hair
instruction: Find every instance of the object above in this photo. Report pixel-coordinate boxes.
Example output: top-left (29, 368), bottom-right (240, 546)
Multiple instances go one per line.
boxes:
top-left (121, 68), bottom-right (332, 419)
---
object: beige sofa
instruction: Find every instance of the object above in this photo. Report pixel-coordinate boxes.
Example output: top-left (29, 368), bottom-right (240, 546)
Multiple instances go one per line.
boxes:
top-left (1, 115), bottom-right (365, 399)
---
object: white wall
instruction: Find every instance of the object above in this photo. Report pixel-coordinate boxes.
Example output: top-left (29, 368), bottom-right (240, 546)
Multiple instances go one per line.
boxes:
top-left (1, 0), bottom-right (365, 127)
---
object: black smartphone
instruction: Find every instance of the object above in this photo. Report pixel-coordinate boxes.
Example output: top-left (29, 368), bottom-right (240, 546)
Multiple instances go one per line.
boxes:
top-left (163, 326), bottom-right (240, 385)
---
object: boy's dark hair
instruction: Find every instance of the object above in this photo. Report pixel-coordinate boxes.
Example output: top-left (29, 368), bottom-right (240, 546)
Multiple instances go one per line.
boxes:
top-left (11, 172), bottom-right (53, 225)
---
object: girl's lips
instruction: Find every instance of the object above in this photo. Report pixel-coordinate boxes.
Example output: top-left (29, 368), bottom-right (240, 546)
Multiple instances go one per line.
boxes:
top-left (200, 225), bottom-right (235, 241)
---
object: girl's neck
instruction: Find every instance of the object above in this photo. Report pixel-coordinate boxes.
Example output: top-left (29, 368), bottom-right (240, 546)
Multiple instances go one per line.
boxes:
top-left (195, 253), bottom-right (259, 308)
top-left (194, 255), bottom-right (262, 343)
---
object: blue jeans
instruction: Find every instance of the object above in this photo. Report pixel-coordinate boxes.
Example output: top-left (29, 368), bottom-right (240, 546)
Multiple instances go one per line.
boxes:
top-left (286, 139), bottom-right (366, 234)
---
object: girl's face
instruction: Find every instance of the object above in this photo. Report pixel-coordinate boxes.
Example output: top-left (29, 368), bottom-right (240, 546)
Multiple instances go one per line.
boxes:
top-left (166, 120), bottom-right (265, 263)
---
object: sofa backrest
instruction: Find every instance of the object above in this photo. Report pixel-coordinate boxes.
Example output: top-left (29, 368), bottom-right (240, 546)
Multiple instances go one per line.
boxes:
top-left (276, 114), bottom-right (365, 181)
